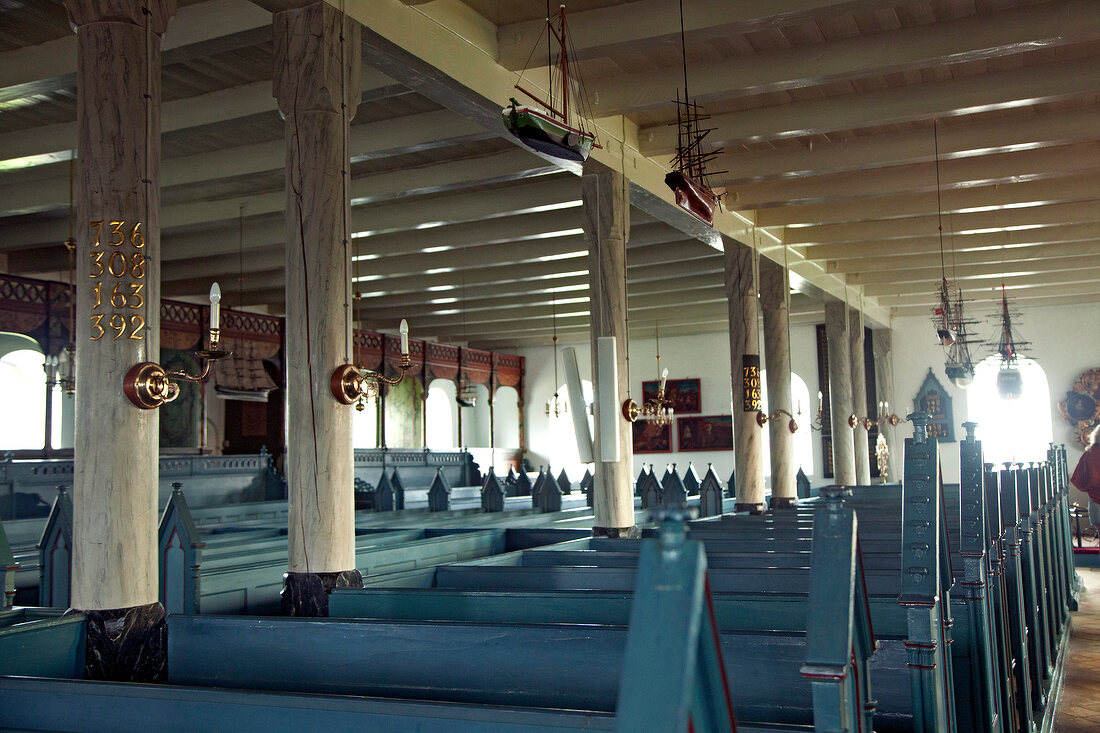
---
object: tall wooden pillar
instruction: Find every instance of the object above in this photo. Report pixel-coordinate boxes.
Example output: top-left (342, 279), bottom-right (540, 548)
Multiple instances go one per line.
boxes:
top-left (824, 295), bottom-right (856, 485)
top-left (849, 308), bottom-right (871, 485)
top-left (872, 328), bottom-right (897, 463)
top-left (582, 167), bottom-right (636, 537)
top-left (760, 258), bottom-right (796, 507)
top-left (65, 0), bottom-right (176, 682)
top-left (725, 242), bottom-right (764, 511)
top-left (274, 2), bottom-right (362, 616)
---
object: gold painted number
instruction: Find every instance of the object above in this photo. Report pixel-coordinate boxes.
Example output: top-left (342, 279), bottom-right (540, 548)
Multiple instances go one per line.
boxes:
top-left (107, 251), bottom-right (127, 277)
top-left (92, 281), bottom-right (102, 308)
top-left (89, 221), bottom-right (103, 248)
top-left (131, 252), bottom-right (145, 279)
top-left (130, 222), bottom-right (144, 248)
top-left (129, 315), bottom-right (145, 340)
top-left (89, 314), bottom-right (104, 340)
top-left (89, 251), bottom-right (104, 277)
top-left (129, 283), bottom-right (144, 309)
top-left (108, 221), bottom-right (126, 246)
top-left (109, 313), bottom-right (126, 340)
top-left (111, 282), bottom-right (128, 308)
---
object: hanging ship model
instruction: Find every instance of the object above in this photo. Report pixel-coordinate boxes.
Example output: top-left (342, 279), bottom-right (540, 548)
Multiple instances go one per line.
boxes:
top-left (990, 283), bottom-right (1031, 399)
top-left (665, 92), bottom-right (724, 226)
top-left (932, 277), bottom-right (980, 389)
top-left (664, 1), bottom-right (724, 226)
top-left (503, 4), bottom-right (597, 163)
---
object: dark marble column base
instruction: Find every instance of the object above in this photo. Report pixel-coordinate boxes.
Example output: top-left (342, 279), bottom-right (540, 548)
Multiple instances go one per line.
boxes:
top-left (735, 502), bottom-right (765, 515)
top-left (68, 601), bottom-right (167, 683)
top-left (592, 525), bottom-right (641, 539)
top-left (770, 497), bottom-right (799, 509)
top-left (281, 569), bottom-right (363, 617)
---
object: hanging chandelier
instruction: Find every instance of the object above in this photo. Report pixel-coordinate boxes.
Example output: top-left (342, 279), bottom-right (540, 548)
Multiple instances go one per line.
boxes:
top-left (545, 292), bottom-right (567, 417)
top-left (621, 321), bottom-right (673, 427)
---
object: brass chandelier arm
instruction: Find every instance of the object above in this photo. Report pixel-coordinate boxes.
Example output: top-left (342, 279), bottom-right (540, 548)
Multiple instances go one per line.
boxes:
top-left (124, 327), bottom-right (231, 410)
top-left (331, 354), bottom-right (412, 405)
top-left (756, 408), bottom-right (798, 433)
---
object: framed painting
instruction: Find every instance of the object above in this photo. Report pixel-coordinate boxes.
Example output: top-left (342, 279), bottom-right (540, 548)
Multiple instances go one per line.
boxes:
top-left (642, 377), bottom-right (701, 414)
top-left (677, 415), bottom-right (733, 452)
top-left (914, 368), bottom-right (954, 443)
top-left (632, 419), bottom-right (672, 453)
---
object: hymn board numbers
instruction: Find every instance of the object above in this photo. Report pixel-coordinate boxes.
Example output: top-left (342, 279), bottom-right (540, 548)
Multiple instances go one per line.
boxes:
top-left (742, 355), bottom-right (761, 412)
top-left (88, 220), bottom-right (146, 341)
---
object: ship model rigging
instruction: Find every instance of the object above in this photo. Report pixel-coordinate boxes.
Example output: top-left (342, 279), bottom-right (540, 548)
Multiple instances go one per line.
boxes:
top-left (929, 119), bottom-right (978, 389)
top-left (665, 0), bottom-right (724, 226)
top-left (503, 3), bottom-right (598, 163)
top-left (991, 283), bottom-right (1030, 399)
top-left (933, 278), bottom-right (980, 389)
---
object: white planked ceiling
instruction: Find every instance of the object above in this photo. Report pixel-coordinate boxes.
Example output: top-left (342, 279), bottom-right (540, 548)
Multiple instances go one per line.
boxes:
top-left (0, 0), bottom-right (1096, 350)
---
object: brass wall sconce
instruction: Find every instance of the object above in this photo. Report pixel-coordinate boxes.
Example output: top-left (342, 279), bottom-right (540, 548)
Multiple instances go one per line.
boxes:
top-left (757, 408), bottom-right (798, 433)
top-left (855, 401), bottom-right (904, 430)
top-left (124, 283), bottom-right (231, 409)
top-left (331, 319), bottom-right (412, 411)
top-left (805, 391), bottom-right (825, 431)
top-left (622, 367), bottom-right (673, 427)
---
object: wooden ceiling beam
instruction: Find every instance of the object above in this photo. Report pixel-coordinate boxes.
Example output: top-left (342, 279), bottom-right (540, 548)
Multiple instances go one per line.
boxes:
top-left (809, 221), bottom-right (1100, 260)
top-left (640, 56), bottom-right (1100, 154)
top-left (717, 106), bottom-right (1100, 186)
top-left (756, 171), bottom-right (1100, 227)
top-left (587, 1), bottom-right (1100, 115)
top-left (785, 200), bottom-right (1100, 246)
top-left (736, 143), bottom-right (1100, 211)
top-left (496, 0), bottom-right (903, 70)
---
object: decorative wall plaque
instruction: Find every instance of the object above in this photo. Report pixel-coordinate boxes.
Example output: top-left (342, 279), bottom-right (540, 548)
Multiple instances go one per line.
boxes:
top-left (1057, 367), bottom-right (1100, 446)
top-left (913, 368), bottom-right (954, 443)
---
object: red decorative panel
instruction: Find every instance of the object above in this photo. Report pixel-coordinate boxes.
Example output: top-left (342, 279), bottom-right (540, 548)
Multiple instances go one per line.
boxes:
top-left (353, 330), bottom-right (383, 371)
top-left (0, 275), bottom-right (48, 335)
top-left (161, 300), bottom-right (204, 351)
top-left (425, 341), bottom-right (459, 383)
top-left (494, 353), bottom-right (524, 389)
top-left (462, 348), bottom-right (492, 386)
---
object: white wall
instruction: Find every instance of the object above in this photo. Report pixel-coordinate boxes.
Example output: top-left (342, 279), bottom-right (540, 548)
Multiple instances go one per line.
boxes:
top-left (892, 301), bottom-right (1100, 496)
top-left (518, 322), bottom-right (824, 488)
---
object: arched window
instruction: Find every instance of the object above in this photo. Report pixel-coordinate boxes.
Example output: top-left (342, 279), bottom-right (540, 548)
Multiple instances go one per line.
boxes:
top-left (351, 396), bottom-right (378, 449)
top-left (426, 380), bottom-right (458, 449)
top-left (760, 370), bottom-right (814, 478)
top-left (967, 355), bottom-right (1053, 465)
top-left (0, 344), bottom-right (47, 450)
top-left (460, 384), bottom-right (491, 448)
top-left (493, 385), bottom-right (520, 449)
top-left (547, 380), bottom-right (594, 481)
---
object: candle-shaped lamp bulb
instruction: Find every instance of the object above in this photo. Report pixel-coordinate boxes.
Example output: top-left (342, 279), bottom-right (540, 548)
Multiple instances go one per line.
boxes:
top-left (209, 282), bottom-right (221, 331)
top-left (399, 318), bottom-right (410, 355)
top-left (659, 367), bottom-right (668, 393)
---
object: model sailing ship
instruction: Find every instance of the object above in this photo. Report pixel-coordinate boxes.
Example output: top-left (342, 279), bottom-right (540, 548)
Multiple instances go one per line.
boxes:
top-left (991, 283), bottom-right (1030, 399)
top-left (664, 0), bottom-right (724, 226)
top-left (503, 4), bottom-right (597, 163)
top-left (933, 278), bottom-right (980, 388)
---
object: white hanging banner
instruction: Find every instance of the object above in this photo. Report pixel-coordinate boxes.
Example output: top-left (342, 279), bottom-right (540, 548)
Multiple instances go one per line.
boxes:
top-left (597, 336), bottom-right (620, 462)
top-left (561, 346), bottom-right (594, 464)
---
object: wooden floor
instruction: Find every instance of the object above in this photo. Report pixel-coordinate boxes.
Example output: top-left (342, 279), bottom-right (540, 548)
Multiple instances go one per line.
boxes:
top-left (1055, 565), bottom-right (1100, 730)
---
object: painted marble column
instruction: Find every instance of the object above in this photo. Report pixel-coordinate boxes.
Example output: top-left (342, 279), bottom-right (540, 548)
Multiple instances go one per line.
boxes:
top-left (759, 258), bottom-right (796, 507)
top-left (872, 329), bottom-right (897, 463)
top-left (65, 0), bottom-right (175, 682)
top-left (582, 166), bottom-right (637, 537)
top-left (724, 243), bottom-right (764, 512)
top-left (824, 295), bottom-right (857, 485)
top-left (274, 2), bottom-right (362, 616)
top-left (849, 308), bottom-right (871, 485)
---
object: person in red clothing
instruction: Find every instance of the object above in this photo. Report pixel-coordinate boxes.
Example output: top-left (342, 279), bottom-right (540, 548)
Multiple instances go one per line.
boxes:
top-left (1071, 424), bottom-right (1100, 531)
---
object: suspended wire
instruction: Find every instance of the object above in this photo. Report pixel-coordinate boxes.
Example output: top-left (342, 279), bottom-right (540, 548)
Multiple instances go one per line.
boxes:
top-left (933, 118), bottom-right (946, 281)
top-left (237, 204), bottom-right (245, 310)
